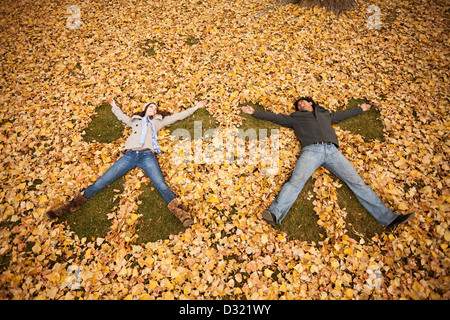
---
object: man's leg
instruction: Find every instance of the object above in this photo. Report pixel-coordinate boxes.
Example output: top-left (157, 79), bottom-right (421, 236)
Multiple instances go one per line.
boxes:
top-left (268, 144), bottom-right (324, 224)
top-left (322, 145), bottom-right (398, 226)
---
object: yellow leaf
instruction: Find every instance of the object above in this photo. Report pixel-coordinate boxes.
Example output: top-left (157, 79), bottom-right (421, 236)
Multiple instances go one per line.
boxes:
top-left (207, 194), bottom-right (220, 203)
top-left (39, 195), bottom-right (48, 204)
top-left (17, 182), bottom-right (26, 190)
top-left (65, 121), bottom-right (74, 129)
top-left (397, 202), bottom-right (409, 211)
top-left (444, 232), bottom-right (450, 242)
top-left (148, 280), bottom-right (158, 290)
top-left (264, 269), bottom-right (274, 278)
top-left (163, 292), bottom-right (174, 300)
top-left (139, 293), bottom-right (151, 300)
top-left (345, 288), bottom-right (354, 299)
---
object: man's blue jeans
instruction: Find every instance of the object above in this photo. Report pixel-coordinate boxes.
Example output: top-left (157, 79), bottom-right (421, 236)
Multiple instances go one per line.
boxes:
top-left (82, 149), bottom-right (176, 204)
top-left (269, 143), bottom-right (398, 226)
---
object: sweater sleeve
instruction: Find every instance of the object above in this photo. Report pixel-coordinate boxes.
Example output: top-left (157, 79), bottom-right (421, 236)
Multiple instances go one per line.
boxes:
top-left (330, 106), bottom-right (364, 125)
top-left (158, 106), bottom-right (199, 128)
top-left (253, 110), bottom-right (293, 128)
top-left (111, 105), bottom-right (133, 128)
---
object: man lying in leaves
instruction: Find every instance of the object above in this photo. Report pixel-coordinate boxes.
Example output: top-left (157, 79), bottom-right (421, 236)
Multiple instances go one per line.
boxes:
top-left (46, 98), bottom-right (208, 228)
top-left (242, 97), bottom-right (414, 229)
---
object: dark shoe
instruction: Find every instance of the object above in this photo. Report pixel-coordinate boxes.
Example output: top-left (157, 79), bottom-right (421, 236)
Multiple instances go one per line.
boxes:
top-left (168, 199), bottom-right (194, 228)
top-left (262, 209), bottom-right (277, 226)
top-left (386, 213), bottom-right (415, 229)
top-left (46, 193), bottom-right (87, 220)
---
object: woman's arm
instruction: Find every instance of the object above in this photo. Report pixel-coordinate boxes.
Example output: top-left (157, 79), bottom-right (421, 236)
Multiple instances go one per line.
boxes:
top-left (158, 100), bottom-right (207, 128)
top-left (108, 98), bottom-right (133, 128)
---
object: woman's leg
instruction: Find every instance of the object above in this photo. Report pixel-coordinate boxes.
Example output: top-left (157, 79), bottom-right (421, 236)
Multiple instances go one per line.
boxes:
top-left (82, 151), bottom-right (136, 199)
top-left (137, 150), bottom-right (176, 204)
top-left (47, 151), bottom-right (136, 219)
top-left (138, 150), bottom-right (193, 227)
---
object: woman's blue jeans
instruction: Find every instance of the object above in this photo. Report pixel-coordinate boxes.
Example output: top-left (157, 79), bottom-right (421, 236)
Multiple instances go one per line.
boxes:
top-left (82, 149), bottom-right (176, 204)
top-left (269, 143), bottom-right (399, 226)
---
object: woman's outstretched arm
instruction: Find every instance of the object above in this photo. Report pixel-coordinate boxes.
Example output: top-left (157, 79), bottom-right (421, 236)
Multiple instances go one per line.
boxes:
top-left (158, 100), bottom-right (208, 128)
top-left (108, 98), bottom-right (133, 128)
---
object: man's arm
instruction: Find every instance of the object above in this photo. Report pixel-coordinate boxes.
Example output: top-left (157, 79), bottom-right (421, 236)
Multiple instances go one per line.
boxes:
top-left (330, 103), bottom-right (370, 125)
top-left (241, 106), bottom-right (293, 128)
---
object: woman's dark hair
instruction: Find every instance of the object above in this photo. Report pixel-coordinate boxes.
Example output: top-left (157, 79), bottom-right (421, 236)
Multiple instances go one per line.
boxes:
top-left (294, 96), bottom-right (318, 110)
top-left (133, 102), bottom-right (172, 119)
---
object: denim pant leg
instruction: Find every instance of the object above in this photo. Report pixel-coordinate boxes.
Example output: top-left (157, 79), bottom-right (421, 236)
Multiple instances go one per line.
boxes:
top-left (137, 150), bottom-right (176, 205)
top-left (82, 151), bottom-right (136, 199)
top-left (269, 144), bottom-right (324, 223)
top-left (322, 145), bottom-right (398, 226)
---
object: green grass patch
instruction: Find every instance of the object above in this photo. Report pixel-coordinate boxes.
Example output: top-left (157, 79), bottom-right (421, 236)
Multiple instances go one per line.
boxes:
top-left (336, 182), bottom-right (385, 240)
top-left (185, 35), bottom-right (200, 46)
top-left (337, 98), bottom-right (385, 142)
top-left (134, 183), bottom-right (185, 244)
top-left (274, 178), bottom-right (326, 243)
top-left (60, 176), bottom-right (126, 240)
top-left (239, 101), bottom-right (281, 133)
top-left (141, 38), bottom-right (165, 57)
top-left (82, 102), bottom-right (125, 143)
top-left (165, 106), bottom-right (218, 138)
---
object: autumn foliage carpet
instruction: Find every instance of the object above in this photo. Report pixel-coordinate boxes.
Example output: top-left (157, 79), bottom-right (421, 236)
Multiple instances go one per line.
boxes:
top-left (0, 0), bottom-right (448, 300)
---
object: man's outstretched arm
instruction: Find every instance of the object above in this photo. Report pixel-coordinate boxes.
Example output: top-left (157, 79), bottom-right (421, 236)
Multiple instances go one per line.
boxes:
top-left (330, 103), bottom-right (371, 125)
top-left (241, 106), bottom-right (294, 128)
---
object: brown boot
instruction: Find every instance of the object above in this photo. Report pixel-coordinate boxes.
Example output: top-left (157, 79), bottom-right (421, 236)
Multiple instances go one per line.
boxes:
top-left (168, 199), bottom-right (194, 228)
top-left (46, 193), bottom-right (87, 220)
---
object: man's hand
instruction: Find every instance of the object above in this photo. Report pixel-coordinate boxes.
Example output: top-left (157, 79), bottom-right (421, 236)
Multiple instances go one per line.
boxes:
top-left (241, 106), bottom-right (255, 115)
top-left (360, 103), bottom-right (371, 111)
top-left (195, 99), bottom-right (208, 109)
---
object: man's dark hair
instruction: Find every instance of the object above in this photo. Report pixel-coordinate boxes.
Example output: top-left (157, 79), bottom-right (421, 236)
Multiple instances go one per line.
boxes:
top-left (294, 97), bottom-right (318, 110)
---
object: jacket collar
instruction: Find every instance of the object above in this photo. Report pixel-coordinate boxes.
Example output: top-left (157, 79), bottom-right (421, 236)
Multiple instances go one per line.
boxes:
top-left (291, 105), bottom-right (326, 116)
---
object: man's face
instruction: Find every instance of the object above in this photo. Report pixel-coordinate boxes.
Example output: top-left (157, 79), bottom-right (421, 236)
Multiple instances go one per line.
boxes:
top-left (297, 100), bottom-right (313, 112)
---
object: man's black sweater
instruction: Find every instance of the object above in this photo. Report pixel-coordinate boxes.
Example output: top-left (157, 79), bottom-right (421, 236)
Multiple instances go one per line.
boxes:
top-left (253, 106), bottom-right (364, 148)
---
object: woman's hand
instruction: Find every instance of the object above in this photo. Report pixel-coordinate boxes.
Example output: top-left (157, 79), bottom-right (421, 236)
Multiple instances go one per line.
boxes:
top-left (195, 100), bottom-right (208, 109)
top-left (107, 98), bottom-right (117, 107)
top-left (241, 106), bottom-right (255, 115)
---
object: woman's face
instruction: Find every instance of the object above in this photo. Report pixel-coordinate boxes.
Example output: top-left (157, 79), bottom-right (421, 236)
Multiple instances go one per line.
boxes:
top-left (145, 103), bottom-right (157, 117)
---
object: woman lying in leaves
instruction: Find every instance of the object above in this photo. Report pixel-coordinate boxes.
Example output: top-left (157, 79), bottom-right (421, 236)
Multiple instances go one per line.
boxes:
top-left (46, 98), bottom-right (208, 227)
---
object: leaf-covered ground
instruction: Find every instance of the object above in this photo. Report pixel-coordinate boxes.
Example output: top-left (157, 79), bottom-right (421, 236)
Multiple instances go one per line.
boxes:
top-left (0, 0), bottom-right (449, 299)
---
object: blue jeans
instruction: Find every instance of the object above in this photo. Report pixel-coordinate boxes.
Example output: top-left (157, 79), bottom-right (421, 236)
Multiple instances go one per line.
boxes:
top-left (269, 143), bottom-right (398, 226)
top-left (82, 149), bottom-right (176, 204)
